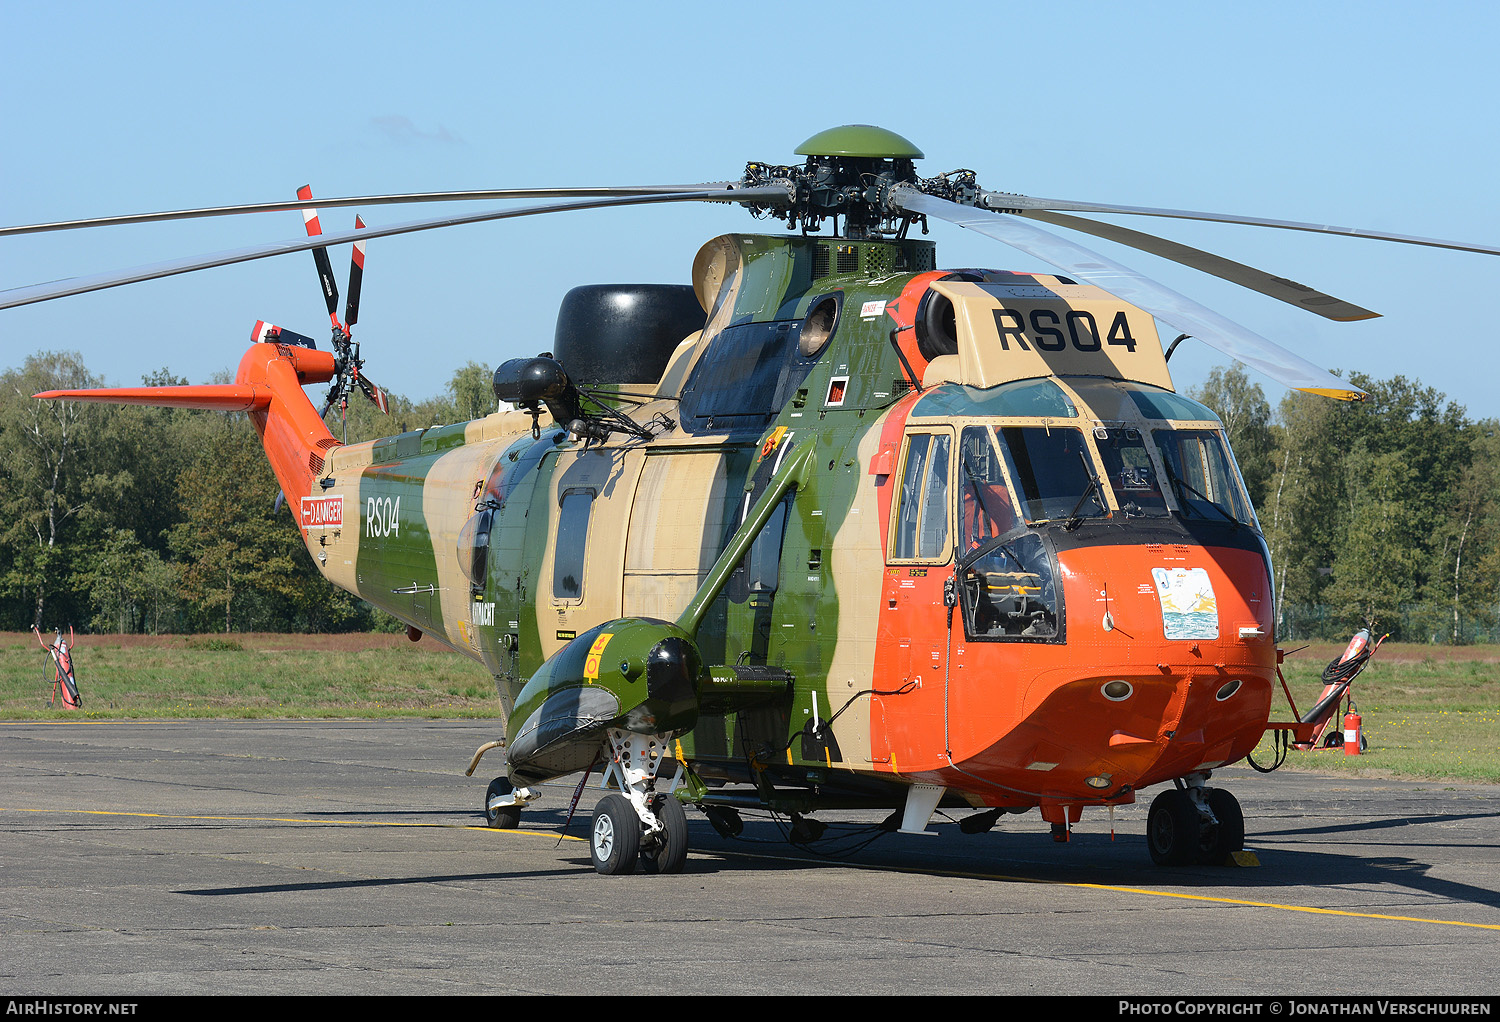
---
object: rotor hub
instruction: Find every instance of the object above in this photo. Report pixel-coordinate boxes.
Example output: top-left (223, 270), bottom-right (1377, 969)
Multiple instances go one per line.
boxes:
top-left (742, 124), bottom-right (982, 239)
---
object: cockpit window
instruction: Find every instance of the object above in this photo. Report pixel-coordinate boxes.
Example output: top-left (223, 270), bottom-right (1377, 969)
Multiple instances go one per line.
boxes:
top-left (1094, 427), bottom-right (1169, 517)
top-left (959, 532), bottom-right (1061, 640)
top-left (997, 426), bottom-right (1106, 523)
top-left (1154, 429), bottom-right (1255, 526)
top-left (1122, 383), bottom-right (1222, 423)
top-left (958, 426), bottom-right (1023, 550)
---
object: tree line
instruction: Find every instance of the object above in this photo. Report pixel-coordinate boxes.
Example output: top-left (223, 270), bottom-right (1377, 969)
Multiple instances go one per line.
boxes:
top-left (1190, 367), bottom-right (1499, 643)
top-left (0, 352), bottom-right (495, 635)
top-left (2, 352), bottom-right (1496, 642)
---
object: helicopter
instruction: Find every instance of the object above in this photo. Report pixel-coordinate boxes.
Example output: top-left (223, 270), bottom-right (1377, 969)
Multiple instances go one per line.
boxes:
top-left (8, 124), bottom-right (1498, 874)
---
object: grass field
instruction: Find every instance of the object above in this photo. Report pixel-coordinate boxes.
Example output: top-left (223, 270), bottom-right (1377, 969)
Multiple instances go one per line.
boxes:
top-left (3, 632), bottom-right (1497, 783)
top-left (1257, 640), bottom-right (1500, 784)
top-left (0, 632), bottom-right (502, 720)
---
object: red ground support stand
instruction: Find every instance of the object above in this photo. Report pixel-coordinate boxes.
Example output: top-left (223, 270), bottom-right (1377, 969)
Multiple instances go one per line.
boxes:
top-left (34, 625), bottom-right (81, 710)
top-left (1257, 629), bottom-right (1384, 769)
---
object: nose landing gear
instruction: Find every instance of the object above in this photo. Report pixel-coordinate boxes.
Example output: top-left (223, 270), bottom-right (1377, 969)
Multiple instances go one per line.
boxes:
top-left (1147, 778), bottom-right (1244, 866)
top-left (587, 729), bottom-right (692, 876)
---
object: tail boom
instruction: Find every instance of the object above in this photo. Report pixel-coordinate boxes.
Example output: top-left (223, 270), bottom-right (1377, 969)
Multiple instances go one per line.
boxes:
top-left (35, 341), bottom-right (340, 511)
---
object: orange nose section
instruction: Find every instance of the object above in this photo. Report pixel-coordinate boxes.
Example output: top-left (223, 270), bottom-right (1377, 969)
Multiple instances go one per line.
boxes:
top-left (983, 667), bottom-right (1275, 798)
top-left (917, 541), bottom-right (1276, 800)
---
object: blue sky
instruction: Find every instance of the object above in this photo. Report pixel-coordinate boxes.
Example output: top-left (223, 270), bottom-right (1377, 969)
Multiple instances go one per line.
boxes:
top-left (3, 1), bottom-right (1498, 420)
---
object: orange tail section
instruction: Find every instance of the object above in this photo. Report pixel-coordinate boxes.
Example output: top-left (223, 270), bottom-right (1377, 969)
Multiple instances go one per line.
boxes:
top-left (35, 341), bottom-right (340, 510)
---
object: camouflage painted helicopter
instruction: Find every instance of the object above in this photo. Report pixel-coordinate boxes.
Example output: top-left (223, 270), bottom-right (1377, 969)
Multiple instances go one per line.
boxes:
top-left (9, 125), bottom-right (1499, 874)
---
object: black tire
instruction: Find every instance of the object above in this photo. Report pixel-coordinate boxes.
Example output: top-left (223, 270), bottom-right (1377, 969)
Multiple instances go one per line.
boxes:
top-left (484, 776), bottom-right (522, 830)
top-left (590, 794), bottom-right (641, 875)
top-left (640, 793), bottom-right (689, 875)
top-left (1147, 788), bottom-right (1199, 866)
top-left (1199, 788), bottom-right (1245, 864)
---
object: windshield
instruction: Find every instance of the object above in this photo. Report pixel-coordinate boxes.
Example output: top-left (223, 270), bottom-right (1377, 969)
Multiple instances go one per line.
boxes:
top-left (1095, 427), bottom-right (1169, 517)
top-left (996, 425), bottom-right (1106, 523)
top-left (1153, 429), bottom-right (1255, 526)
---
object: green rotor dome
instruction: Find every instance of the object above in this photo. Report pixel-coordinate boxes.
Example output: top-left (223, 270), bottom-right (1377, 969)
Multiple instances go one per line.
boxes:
top-left (794, 125), bottom-right (924, 160)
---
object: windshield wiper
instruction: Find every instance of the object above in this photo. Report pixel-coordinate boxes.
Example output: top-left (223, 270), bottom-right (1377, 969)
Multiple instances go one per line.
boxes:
top-left (1064, 452), bottom-right (1105, 531)
top-left (1163, 461), bottom-right (1238, 527)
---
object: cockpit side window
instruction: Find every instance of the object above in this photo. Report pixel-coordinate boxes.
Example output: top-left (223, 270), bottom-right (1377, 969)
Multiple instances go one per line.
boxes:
top-left (891, 430), bottom-right (953, 561)
top-left (1153, 429), bottom-right (1255, 526)
top-left (553, 489), bottom-right (595, 601)
top-left (958, 426), bottom-right (1022, 551)
top-left (959, 531), bottom-right (1062, 641)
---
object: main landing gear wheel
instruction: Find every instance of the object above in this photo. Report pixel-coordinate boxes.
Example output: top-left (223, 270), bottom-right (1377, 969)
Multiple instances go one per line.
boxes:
top-left (1200, 788), bottom-right (1245, 864)
top-left (1148, 787), bottom-right (1246, 865)
top-left (590, 794), bottom-right (641, 875)
top-left (1147, 788), bottom-right (1199, 866)
top-left (639, 792), bottom-right (689, 874)
top-left (484, 776), bottom-right (522, 830)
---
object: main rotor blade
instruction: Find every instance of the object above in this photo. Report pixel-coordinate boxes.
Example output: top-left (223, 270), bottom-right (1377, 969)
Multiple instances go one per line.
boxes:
top-left (0, 184), bottom-right (741, 238)
top-left (892, 188), bottom-right (1365, 401)
top-left (981, 190), bottom-right (1500, 258)
top-left (0, 186), bottom-right (788, 310)
top-left (1020, 209), bottom-right (1379, 322)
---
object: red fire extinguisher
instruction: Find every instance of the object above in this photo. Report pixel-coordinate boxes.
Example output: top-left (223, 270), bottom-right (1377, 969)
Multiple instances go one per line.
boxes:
top-left (1344, 707), bottom-right (1363, 756)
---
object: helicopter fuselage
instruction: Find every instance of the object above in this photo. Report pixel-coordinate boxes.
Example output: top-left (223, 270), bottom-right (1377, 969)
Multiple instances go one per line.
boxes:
top-left (299, 231), bottom-right (1275, 827)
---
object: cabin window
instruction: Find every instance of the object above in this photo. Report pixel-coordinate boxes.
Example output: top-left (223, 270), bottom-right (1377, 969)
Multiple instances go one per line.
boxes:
top-left (891, 431), bottom-right (953, 561)
top-left (457, 507), bottom-right (496, 595)
top-left (726, 489), bottom-right (794, 604)
top-left (678, 320), bottom-right (820, 433)
top-left (1153, 429), bottom-right (1255, 526)
top-left (553, 489), bottom-right (595, 601)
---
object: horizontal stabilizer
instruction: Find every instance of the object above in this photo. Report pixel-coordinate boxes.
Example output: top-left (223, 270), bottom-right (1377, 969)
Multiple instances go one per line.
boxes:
top-left (33, 384), bottom-right (270, 411)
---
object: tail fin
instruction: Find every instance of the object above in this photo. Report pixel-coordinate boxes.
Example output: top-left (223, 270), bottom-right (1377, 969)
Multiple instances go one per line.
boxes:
top-left (35, 340), bottom-right (340, 512)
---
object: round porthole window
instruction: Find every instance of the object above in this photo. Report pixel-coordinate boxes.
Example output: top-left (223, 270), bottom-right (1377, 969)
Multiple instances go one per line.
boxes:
top-left (1216, 679), bottom-right (1243, 701)
top-left (1101, 680), bottom-right (1133, 701)
top-left (799, 294), bottom-right (841, 357)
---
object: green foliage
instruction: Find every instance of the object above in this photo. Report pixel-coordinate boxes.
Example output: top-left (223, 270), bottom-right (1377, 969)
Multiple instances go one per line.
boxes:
top-left (0, 349), bottom-right (500, 635)
top-left (1191, 369), bottom-right (1497, 642)
top-left (1188, 365), bottom-right (1274, 507)
top-left (449, 361), bottom-right (497, 423)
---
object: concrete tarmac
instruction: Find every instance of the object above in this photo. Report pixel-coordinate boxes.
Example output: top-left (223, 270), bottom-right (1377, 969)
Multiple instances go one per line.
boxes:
top-left (2, 719), bottom-right (1498, 997)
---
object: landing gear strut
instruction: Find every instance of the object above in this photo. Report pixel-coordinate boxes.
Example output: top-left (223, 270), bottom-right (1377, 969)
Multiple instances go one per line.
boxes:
top-left (484, 775), bottom-right (537, 829)
top-left (1147, 778), bottom-right (1244, 866)
top-left (586, 729), bottom-right (691, 876)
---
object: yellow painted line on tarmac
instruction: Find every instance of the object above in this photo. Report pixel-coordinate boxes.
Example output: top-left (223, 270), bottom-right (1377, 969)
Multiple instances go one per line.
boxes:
top-left (0, 719), bottom-right (146, 725)
top-left (7, 804), bottom-right (1497, 931)
top-left (0, 806), bottom-right (586, 841)
top-left (1064, 879), bottom-right (1500, 931)
top-left (706, 847), bottom-right (1500, 932)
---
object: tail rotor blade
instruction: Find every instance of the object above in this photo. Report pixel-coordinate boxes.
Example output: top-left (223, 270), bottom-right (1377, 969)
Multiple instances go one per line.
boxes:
top-left (356, 373), bottom-right (389, 415)
top-left (297, 184), bottom-right (341, 330)
top-left (345, 215), bottom-right (366, 330)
